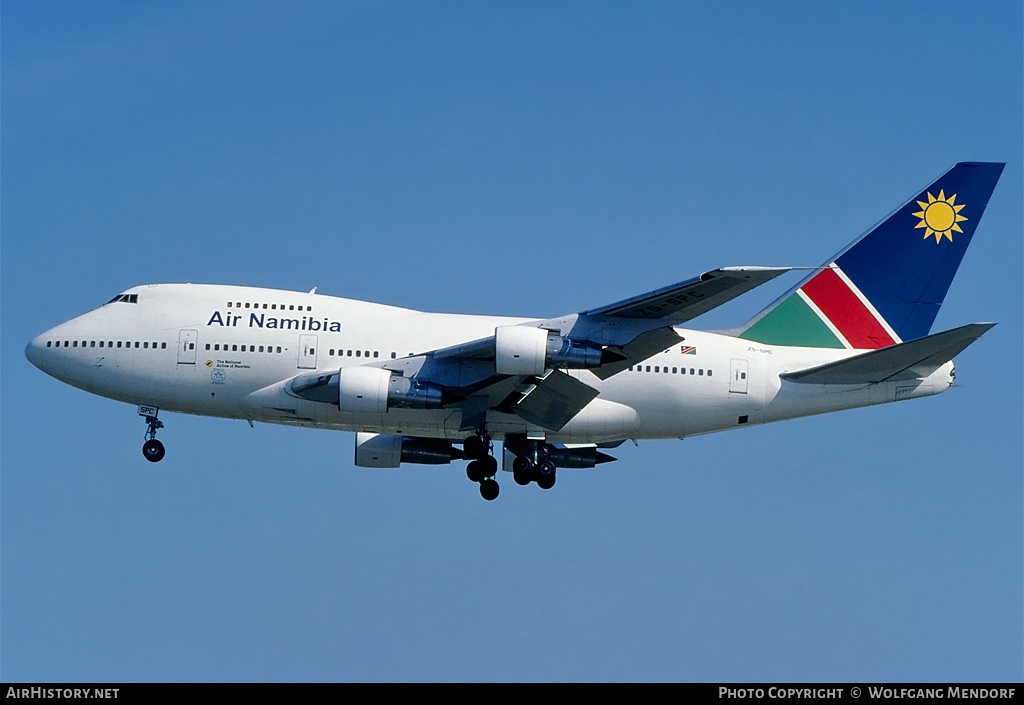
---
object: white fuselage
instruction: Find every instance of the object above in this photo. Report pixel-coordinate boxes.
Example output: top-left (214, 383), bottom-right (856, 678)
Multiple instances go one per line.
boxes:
top-left (25, 283), bottom-right (955, 443)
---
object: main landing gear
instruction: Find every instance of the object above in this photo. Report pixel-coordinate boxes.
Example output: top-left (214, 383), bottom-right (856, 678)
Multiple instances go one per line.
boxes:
top-left (464, 434), bottom-right (499, 501)
top-left (141, 409), bottom-right (165, 463)
top-left (506, 437), bottom-right (557, 490)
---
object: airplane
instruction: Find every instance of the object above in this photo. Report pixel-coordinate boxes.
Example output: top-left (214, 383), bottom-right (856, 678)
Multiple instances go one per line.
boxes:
top-left (25, 162), bottom-right (1004, 501)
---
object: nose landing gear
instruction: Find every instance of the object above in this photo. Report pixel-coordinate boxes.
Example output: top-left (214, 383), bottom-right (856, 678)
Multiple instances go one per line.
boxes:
top-left (140, 406), bottom-right (165, 463)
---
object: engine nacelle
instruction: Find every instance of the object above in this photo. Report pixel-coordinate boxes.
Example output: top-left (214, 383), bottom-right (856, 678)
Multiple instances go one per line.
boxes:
top-left (355, 432), bottom-right (463, 468)
top-left (288, 367), bottom-right (446, 413)
top-left (494, 325), bottom-right (608, 375)
top-left (502, 440), bottom-right (617, 472)
top-left (337, 366), bottom-right (391, 414)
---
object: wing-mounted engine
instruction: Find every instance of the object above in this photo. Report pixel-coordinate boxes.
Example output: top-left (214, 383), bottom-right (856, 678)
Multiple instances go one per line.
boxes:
top-left (287, 367), bottom-right (453, 413)
top-left (354, 432), bottom-right (463, 468)
top-left (493, 325), bottom-right (621, 375)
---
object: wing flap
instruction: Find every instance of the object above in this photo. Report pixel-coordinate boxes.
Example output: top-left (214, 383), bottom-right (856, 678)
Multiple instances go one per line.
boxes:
top-left (512, 370), bottom-right (600, 431)
top-left (591, 327), bottom-right (684, 380)
top-left (781, 323), bottom-right (995, 385)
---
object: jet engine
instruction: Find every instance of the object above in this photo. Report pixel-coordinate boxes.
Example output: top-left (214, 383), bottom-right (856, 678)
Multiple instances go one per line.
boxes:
top-left (354, 432), bottom-right (463, 468)
top-left (493, 325), bottom-right (618, 375)
top-left (287, 367), bottom-right (448, 413)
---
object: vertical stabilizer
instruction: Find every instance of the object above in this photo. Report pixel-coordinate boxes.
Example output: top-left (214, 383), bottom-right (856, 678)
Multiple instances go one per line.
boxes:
top-left (739, 162), bottom-right (1004, 349)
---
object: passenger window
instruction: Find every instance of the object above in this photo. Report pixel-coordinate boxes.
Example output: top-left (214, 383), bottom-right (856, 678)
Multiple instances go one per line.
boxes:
top-left (645, 366), bottom-right (651, 372)
top-left (259, 346), bottom-right (264, 352)
top-left (276, 346), bottom-right (281, 353)
top-left (699, 369), bottom-right (704, 376)
top-left (690, 368), bottom-right (695, 375)
top-left (708, 369), bottom-right (712, 377)
top-left (227, 302), bottom-right (233, 308)
top-left (356, 350), bottom-right (361, 357)
top-left (206, 344), bottom-right (211, 350)
top-left (672, 367), bottom-right (677, 373)
top-left (91, 341), bottom-right (96, 347)
top-left (232, 345), bottom-right (238, 352)
top-left (144, 342), bottom-right (149, 348)
top-left (391, 352), bottom-right (397, 359)
top-left (73, 341), bottom-right (78, 347)
top-left (654, 366), bottom-right (659, 373)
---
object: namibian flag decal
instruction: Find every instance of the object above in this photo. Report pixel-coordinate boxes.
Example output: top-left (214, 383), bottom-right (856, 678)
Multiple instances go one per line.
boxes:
top-left (680, 346), bottom-right (697, 355)
top-left (740, 264), bottom-right (899, 350)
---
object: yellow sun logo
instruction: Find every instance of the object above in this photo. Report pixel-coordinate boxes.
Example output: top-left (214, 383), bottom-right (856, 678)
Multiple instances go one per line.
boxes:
top-left (913, 190), bottom-right (967, 243)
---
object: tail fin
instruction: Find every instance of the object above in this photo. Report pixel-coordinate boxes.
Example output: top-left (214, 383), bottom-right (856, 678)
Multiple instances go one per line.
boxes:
top-left (739, 162), bottom-right (1004, 349)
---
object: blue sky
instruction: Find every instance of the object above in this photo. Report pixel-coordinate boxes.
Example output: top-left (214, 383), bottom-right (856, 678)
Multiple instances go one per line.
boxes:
top-left (2, 0), bottom-right (1021, 682)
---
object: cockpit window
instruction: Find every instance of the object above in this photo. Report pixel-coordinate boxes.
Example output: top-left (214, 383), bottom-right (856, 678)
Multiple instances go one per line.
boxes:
top-left (106, 294), bottom-right (139, 304)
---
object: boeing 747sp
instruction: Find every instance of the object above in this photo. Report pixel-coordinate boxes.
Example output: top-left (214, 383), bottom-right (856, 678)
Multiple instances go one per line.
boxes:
top-left (26, 162), bottom-right (1004, 500)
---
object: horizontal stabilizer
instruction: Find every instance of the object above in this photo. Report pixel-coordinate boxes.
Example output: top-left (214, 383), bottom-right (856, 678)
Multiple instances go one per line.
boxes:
top-left (585, 267), bottom-right (792, 321)
top-left (781, 323), bottom-right (995, 385)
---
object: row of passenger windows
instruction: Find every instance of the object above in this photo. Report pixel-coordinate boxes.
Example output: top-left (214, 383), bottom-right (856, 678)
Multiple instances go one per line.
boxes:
top-left (629, 364), bottom-right (712, 376)
top-left (227, 301), bottom-right (311, 312)
top-left (48, 340), bottom-right (165, 349)
top-left (206, 343), bottom-right (283, 353)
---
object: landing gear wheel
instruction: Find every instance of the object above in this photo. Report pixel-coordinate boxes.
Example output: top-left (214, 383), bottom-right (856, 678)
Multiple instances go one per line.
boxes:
top-left (481, 455), bottom-right (498, 477)
top-left (480, 478), bottom-right (500, 501)
top-left (142, 438), bottom-right (165, 463)
top-left (537, 459), bottom-right (556, 478)
top-left (463, 435), bottom-right (486, 460)
top-left (513, 471), bottom-right (532, 486)
top-left (466, 460), bottom-right (484, 483)
top-left (536, 459), bottom-right (556, 489)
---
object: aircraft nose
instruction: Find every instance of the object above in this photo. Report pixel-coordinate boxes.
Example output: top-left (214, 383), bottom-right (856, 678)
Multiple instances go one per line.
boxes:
top-left (25, 333), bottom-right (49, 371)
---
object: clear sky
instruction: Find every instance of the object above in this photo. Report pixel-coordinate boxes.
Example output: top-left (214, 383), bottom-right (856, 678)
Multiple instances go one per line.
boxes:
top-left (2, 0), bottom-right (1021, 682)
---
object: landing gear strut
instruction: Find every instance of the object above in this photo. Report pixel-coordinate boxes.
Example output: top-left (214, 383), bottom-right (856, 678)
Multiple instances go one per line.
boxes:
top-left (141, 409), bottom-right (165, 463)
top-left (464, 433), bottom-right (499, 500)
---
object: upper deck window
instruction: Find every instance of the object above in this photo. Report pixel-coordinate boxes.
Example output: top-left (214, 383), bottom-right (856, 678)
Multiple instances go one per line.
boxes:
top-left (106, 293), bottom-right (138, 304)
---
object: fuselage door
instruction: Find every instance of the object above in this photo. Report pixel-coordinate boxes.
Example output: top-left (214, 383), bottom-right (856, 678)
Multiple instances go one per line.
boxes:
top-left (729, 358), bottom-right (748, 394)
top-left (177, 329), bottom-right (198, 364)
top-left (298, 334), bottom-right (318, 369)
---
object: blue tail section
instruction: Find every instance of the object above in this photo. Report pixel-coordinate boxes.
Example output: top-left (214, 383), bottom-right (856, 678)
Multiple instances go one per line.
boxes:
top-left (833, 161), bottom-right (1004, 341)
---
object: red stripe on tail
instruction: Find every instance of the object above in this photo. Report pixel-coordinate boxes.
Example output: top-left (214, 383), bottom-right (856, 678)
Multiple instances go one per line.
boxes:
top-left (801, 268), bottom-right (896, 349)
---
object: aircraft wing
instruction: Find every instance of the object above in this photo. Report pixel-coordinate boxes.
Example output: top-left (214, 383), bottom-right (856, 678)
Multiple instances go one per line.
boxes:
top-left (780, 323), bottom-right (995, 385)
top-left (583, 267), bottom-right (792, 321)
top-left (376, 265), bottom-right (794, 430)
